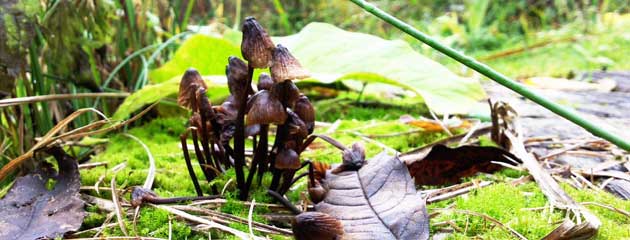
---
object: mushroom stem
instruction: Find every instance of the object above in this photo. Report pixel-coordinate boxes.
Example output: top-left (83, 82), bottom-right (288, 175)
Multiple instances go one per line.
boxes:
top-left (192, 130), bottom-right (218, 194)
top-left (245, 124), bottom-right (268, 191)
top-left (267, 189), bottom-right (302, 215)
top-left (235, 65), bottom-right (255, 200)
top-left (300, 134), bottom-right (348, 153)
top-left (278, 170), bottom-right (296, 195)
top-left (209, 141), bottom-right (226, 173)
top-left (180, 131), bottom-right (204, 196)
top-left (269, 135), bottom-right (288, 191)
top-left (199, 112), bottom-right (221, 174)
top-left (290, 160), bottom-right (315, 187)
top-left (191, 130), bottom-right (213, 182)
top-left (256, 124), bottom-right (269, 184)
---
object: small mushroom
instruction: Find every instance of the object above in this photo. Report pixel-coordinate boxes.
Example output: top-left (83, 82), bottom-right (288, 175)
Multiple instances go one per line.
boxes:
top-left (241, 16), bottom-right (275, 69)
top-left (332, 142), bottom-right (366, 174)
top-left (246, 90), bottom-right (287, 126)
top-left (308, 180), bottom-right (327, 204)
top-left (178, 68), bottom-right (207, 110)
top-left (294, 95), bottom-right (315, 134)
top-left (195, 87), bottom-right (215, 121)
top-left (275, 148), bottom-right (300, 170)
top-left (286, 109), bottom-right (308, 139)
top-left (271, 80), bottom-right (301, 108)
top-left (270, 44), bottom-right (309, 83)
top-left (215, 99), bottom-right (238, 125)
top-left (189, 112), bottom-right (202, 129)
top-left (257, 73), bottom-right (274, 91)
top-left (130, 187), bottom-right (158, 207)
top-left (292, 212), bottom-right (344, 240)
top-left (226, 56), bottom-right (250, 107)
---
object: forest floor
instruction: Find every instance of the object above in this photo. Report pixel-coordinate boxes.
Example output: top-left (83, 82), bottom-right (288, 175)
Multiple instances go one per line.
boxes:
top-left (65, 15), bottom-right (630, 240)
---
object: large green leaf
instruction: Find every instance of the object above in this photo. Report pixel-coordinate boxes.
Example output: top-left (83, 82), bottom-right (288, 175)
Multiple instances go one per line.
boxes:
top-left (116, 22), bottom-right (486, 118)
top-left (274, 23), bottom-right (486, 114)
top-left (112, 76), bottom-right (228, 121)
top-left (149, 34), bottom-right (240, 83)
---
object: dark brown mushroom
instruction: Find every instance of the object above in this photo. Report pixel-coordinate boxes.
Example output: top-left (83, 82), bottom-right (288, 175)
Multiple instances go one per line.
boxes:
top-left (195, 87), bottom-right (215, 121)
top-left (308, 180), bottom-right (327, 204)
top-left (246, 90), bottom-right (287, 126)
top-left (131, 187), bottom-right (158, 207)
top-left (215, 99), bottom-right (238, 125)
top-left (294, 95), bottom-right (315, 134)
top-left (270, 44), bottom-right (309, 83)
top-left (271, 80), bottom-right (301, 108)
top-left (292, 212), bottom-right (344, 240)
top-left (275, 148), bottom-right (300, 170)
top-left (286, 109), bottom-right (308, 139)
top-left (226, 56), bottom-right (250, 107)
top-left (241, 17), bottom-right (275, 69)
top-left (178, 68), bottom-right (207, 110)
top-left (257, 73), bottom-right (274, 91)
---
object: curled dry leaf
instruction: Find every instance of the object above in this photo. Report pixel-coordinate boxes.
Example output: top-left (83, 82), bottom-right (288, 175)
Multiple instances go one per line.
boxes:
top-left (292, 212), bottom-right (344, 240)
top-left (405, 144), bottom-right (520, 186)
top-left (0, 147), bottom-right (85, 240)
top-left (314, 151), bottom-right (429, 239)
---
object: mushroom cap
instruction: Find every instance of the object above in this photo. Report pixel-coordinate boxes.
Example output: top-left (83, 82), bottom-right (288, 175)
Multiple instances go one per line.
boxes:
top-left (271, 80), bottom-right (301, 108)
top-left (257, 73), bottom-right (274, 91)
top-left (241, 17), bottom-right (275, 68)
top-left (286, 109), bottom-right (309, 139)
top-left (275, 148), bottom-right (300, 170)
top-left (294, 95), bottom-right (315, 133)
top-left (178, 68), bottom-right (207, 109)
top-left (130, 187), bottom-right (158, 207)
top-left (195, 87), bottom-right (215, 120)
top-left (308, 180), bottom-right (327, 204)
top-left (270, 44), bottom-right (309, 83)
top-left (246, 90), bottom-right (287, 126)
top-left (215, 100), bottom-right (238, 125)
top-left (292, 212), bottom-right (344, 240)
top-left (226, 56), bottom-right (250, 107)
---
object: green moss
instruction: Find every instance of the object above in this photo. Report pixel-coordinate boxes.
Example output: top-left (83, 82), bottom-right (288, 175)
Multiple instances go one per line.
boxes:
top-left (429, 182), bottom-right (564, 239)
top-left (82, 101), bottom-right (630, 239)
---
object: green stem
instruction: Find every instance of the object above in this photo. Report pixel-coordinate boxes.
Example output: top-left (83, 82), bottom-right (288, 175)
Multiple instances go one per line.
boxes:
top-left (350, 0), bottom-right (630, 151)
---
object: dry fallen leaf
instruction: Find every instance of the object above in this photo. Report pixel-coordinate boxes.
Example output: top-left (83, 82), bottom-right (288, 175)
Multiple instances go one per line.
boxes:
top-left (314, 151), bottom-right (430, 239)
top-left (0, 147), bottom-right (85, 239)
top-left (406, 144), bottom-right (520, 186)
top-left (400, 115), bottom-right (471, 132)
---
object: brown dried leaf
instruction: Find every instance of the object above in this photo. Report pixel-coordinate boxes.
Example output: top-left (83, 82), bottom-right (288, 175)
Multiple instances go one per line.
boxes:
top-left (0, 147), bottom-right (85, 239)
top-left (315, 151), bottom-right (429, 239)
top-left (406, 145), bottom-right (520, 186)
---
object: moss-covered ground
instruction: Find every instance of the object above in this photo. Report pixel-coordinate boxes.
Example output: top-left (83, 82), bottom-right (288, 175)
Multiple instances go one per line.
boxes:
top-left (75, 96), bottom-right (630, 239)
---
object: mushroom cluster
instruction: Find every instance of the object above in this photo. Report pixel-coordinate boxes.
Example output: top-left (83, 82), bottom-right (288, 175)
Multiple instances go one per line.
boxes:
top-left (177, 17), bottom-right (315, 200)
